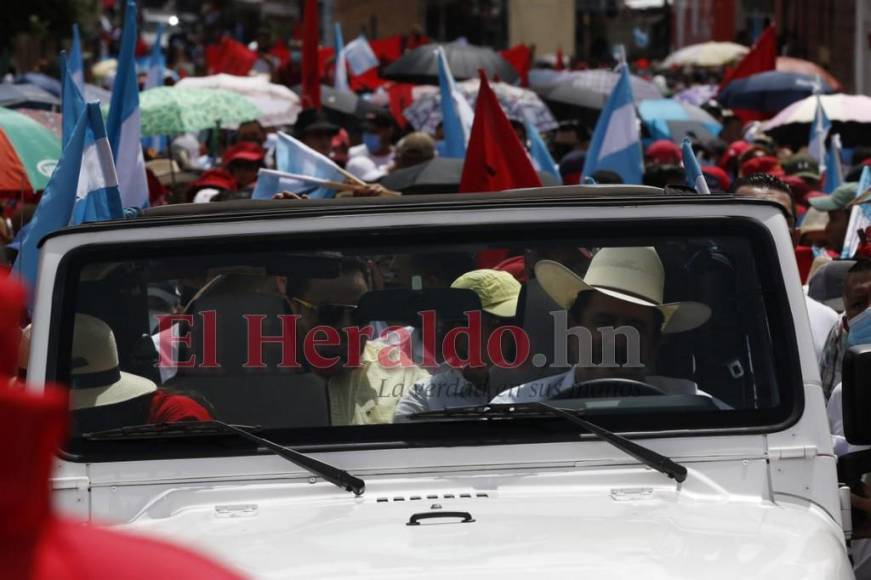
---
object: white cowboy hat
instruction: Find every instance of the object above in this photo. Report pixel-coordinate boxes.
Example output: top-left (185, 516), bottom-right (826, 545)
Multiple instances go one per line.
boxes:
top-left (534, 247), bottom-right (711, 334)
top-left (69, 314), bottom-right (156, 410)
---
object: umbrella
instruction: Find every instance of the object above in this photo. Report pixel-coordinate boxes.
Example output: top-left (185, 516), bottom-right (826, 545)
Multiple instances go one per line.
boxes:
top-left (292, 85), bottom-right (383, 127)
top-left (718, 71), bottom-right (833, 114)
top-left (135, 86), bottom-right (262, 136)
top-left (0, 84), bottom-right (59, 110)
top-left (383, 42), bottom-right (519, 85)
top-left (176, 74), bottom-right (301, 128)
top-left (15, 108), bottom-right (62, 138)
top-left (777, 56), bottom-right (842, 91)
top-left (662, 42), bottom-right (748, 67)
top-left (379, 157), bottom-right (558, 195)
top-left (18, 73), bottom-right (112, 104)
top-left (402, 78), bottom-right (558, 134)
top-left (762, 93), bottom-right (871, 148)
top-left (674, 84), bottom-right (717, 106)
top-left (638, 99), bottom-right (721, 142)
top-left (538, 69), bottom-right (662, 122)
top-left (0, 107), bottom-right (61, 195)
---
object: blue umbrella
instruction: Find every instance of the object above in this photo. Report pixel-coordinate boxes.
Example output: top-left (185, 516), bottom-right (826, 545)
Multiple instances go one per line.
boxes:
top-left (17, 73), bottom-right (111, 104)
top-left (718, 71), bottom-right (833, 114)
top-left (638, 99), bottom-right (721, 144)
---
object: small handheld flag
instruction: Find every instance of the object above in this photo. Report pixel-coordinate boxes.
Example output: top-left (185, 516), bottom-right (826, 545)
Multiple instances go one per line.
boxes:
top-left (334, 23), bottom-right (349, 93)
top-left (823, 133), bottom-right (843, 194)
top-left (69, 23), bottom-right (85, 91)
top-left (682, 138), bottom-right (710, 194)
top-left (808, 94), bottom-right (830, 170)
top-left (527, 120), bottom-right (561, 183)
top-left (435, 46), bottom-right (474, 159)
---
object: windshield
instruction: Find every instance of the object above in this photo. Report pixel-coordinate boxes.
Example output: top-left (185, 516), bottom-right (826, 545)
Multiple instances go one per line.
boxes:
top-left (51, 220), bottom-right (800, 456)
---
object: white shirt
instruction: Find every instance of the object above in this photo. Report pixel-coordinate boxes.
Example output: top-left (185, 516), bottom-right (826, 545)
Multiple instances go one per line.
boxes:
top-left (804, 294), bottom-right (839, 364)
top-left (394, 367), bottom-right (492, 421)
top-left (348, 144), bottom-right (394, 171)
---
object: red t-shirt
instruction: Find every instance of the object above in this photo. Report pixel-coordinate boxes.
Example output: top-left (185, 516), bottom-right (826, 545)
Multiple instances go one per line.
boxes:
top-left (148, 390), bottom-right (212, 423)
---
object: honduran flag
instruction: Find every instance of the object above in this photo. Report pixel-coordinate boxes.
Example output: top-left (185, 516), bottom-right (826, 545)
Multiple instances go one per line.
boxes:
top-left (14, 102), bottom-right (123, 306)
top-left (808, 94), bottom-right (831, 171)
top-left (581, 65), bottom-right (643, 184)
top-left (69, 23), bottom-right (85, 91)
top-left (334, 22), bottom-right (350, 93)
top-left (682, 138), bottom-right (710, 194)
top-left (436, 45), bottom-right (474, 159)
top-left (106, 0), bottom-right (149, 209)
top-left (61, 51), bottom-right (85, 149)
top-left (273, 132), bottom-right (346, 198)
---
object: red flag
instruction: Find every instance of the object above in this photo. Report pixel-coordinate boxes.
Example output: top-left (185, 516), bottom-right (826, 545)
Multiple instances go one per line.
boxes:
top-left (460, 71), bottom-right (542, 194)
top-left (555, 47), bottom-right (565, 71)
top-left (301, 0), bottom-right (321, 109)
top-left (270, 40), bottom-right (290, 67)
top-left (370, 36), bottom-right (403, 63)
top-left (719, 23), bottom-right (776, 91)
top-left (387, 83), bottom-right (415, 128)
top-left (500, 44), bottom-right (531, 87)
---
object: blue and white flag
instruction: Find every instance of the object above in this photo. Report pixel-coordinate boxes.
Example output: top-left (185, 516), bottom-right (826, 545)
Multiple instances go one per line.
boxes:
top-left (582, 65), bottom-right (643, 184)
top-left (436, 45), bottom-right (474, 159)
top-left (143, 24), bottom-right (166, 152)
top-left (106, 0), bottom-right (149, 209)
top-left (69, 23), bottom-right (85, 91)
top-left (841, 165), bottom-right (871, 259)
top-left (334, 22), bottom-right (349, 93)
top-left (253, 168), bottom-right (334, 200)
top-left (275, 131), bottom-right (346, 198)
top-left (527, 120), bottom-right (561, 183)
top-left (61, 51), bottom-right (85, 149)
top-left (13, 102), bottom-right (122, 306)
top-left (808, 94), bottom-right (831, 170)
top-left (823, 133), bottom-right (844, 194)
top-left (343, 35), bottom-right (379, 75)
top-left (682, 138), bottom-right (710, 194)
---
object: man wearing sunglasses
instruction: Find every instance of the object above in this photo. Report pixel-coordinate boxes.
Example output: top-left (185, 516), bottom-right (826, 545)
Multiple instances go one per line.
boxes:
top-left (285, 258), bottom-right (429, 426)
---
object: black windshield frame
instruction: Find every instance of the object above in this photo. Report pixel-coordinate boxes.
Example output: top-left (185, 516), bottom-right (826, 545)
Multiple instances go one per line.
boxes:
top-left (46, 215), bottom-right (804, 462)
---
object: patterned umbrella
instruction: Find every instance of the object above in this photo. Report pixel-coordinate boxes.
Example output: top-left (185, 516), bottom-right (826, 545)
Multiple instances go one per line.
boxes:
top-left (402, 78), bottom-right (558, 134)
top-left (776, 57), bottom-right (842, 91)
top-left (662, 42), bottom-right (748, 67)
top-left (538, 69), bottom-right (663, 109)
top-left (136, 87), bottom-right (263, 136)
top-left (0, 106), bottom-right (61, 195)
top-left (762, 94), bottom-right (871, 148)
top-left (177, 74), bottom-right (301, 128)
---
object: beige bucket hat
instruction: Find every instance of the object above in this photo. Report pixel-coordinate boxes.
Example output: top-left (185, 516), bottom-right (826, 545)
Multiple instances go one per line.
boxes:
top-left (69, 314), bottom-right (156, 410)
top-left (535, 247), bottom-right (711, 334)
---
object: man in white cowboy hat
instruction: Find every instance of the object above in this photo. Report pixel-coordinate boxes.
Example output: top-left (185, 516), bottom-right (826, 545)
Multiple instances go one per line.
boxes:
top-left (491, 247), bottom-right (712, 404)
top-left (394, 269), bottom-right (522, 420)
top-left (70, 314), bottom-right (212, 434)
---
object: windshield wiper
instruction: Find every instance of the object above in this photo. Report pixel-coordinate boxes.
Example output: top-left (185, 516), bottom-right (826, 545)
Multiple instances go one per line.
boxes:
top-left (409, 402), bottom-right (687, 483)
top-left (83, 421), bottom-right (366, 495)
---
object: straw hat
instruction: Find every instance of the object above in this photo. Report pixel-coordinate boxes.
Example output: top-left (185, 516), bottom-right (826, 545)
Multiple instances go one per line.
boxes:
top-left (69, 314), bottom-right (156, 410)
top-left (534, 247), bottom-right (711, 334)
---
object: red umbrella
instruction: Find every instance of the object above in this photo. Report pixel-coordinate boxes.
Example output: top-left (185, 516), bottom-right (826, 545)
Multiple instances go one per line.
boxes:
top-left (776, 56), bottom-right (842, 91)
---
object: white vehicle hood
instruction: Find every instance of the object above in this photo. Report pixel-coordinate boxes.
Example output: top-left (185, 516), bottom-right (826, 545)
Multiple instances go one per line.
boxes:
top-left (120, 474), bottom-right (851, 580)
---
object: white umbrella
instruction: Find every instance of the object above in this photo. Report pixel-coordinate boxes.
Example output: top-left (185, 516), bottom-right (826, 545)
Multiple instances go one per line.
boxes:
top-left (662, 42), bottom-right (748, 67)
top-left (176, 74), bottom-right (301, 128)
top-left (762, 94), bottom-right (871, 148)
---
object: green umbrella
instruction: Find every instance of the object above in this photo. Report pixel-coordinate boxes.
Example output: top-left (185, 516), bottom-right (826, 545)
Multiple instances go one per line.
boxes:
top-left (0, 106), bottom-right (61, 195)
top-left (137, 87), bottom-right (262, 136)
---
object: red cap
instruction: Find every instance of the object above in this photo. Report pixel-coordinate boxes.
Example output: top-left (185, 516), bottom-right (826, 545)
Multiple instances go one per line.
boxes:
top-left (493, 255), bottom-right (528, 283)
top-left (645, 140), bottom-right (682, 165)
top-left (740, 155), bottom-right (784, 177)
top-left (718, 140), bottom-right (751, 170)
top-left (221, 142), bottom-right (265, 166)
top-left (190, 168), bottom-right (237, 193)
top-left (701, 165), bottom-right (730, 192)
top-left (780, 175), bottom-right (811, 201)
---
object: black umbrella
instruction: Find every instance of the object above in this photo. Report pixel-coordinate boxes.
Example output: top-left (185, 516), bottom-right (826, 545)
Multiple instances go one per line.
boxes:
top-left (718, 71), bottom-right (833, 114)
top-left (383, 43), bottom-right (518, 85)
top-left (379, 157), bottom-right (559, 195)
top-left (0, 83), bottom-right (59, 110)
top-left (292, 84), bottom-right (383, 129)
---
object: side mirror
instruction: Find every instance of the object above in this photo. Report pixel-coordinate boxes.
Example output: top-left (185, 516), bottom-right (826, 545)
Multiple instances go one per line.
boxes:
top-left (843, 345), bottom-right (871, 445)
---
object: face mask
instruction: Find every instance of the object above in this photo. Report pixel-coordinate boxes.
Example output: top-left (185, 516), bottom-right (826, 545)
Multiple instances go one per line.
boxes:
top-left (847, 307), bottom-right (871, 348)
top-left (362, 132), bottom-right (382, 153)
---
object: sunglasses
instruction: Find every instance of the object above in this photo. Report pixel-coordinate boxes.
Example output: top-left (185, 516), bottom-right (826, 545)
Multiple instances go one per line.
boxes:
top-left (291, 297), bottom-right (358, 325)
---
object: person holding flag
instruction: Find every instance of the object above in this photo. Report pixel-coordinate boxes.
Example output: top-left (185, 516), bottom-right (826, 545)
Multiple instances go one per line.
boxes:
top-left (682, 138), bottom-right (711, 195)
top-left (106, 0), bottom-right (149, 210)
top-left (581, 64), bottom-right (643, 185)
